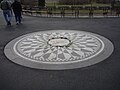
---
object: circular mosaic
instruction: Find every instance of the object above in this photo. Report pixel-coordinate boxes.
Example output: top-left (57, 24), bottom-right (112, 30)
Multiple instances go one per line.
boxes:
top-left (4, 30), bottom-right (114, 70)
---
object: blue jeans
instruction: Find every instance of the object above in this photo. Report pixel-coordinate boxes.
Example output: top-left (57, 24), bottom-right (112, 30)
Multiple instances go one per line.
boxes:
top-left (3, 10), bottom-right (12, 24)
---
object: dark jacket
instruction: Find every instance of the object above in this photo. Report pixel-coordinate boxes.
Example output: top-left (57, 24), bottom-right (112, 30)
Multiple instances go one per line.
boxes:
top-left (11, 1), bottom-right (22, 13)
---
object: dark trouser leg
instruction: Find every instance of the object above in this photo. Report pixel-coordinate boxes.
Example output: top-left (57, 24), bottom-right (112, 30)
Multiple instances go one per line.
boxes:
top-left (15, 14), bottom-right (18, 22)
top-left (15, 13), bottom-right (21, 23)
top-left (18, 12), bottom-right (21, 23)
top-left (18, 14), bottom-right (21, 23)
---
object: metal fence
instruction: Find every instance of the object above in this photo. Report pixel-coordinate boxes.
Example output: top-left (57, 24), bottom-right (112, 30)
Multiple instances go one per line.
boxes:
top-left (22, 6), bottom-right (120, 17)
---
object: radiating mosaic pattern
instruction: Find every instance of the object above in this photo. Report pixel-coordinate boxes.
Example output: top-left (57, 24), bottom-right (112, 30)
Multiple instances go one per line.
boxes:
top-left (14, 31), bottom-right (104, 63)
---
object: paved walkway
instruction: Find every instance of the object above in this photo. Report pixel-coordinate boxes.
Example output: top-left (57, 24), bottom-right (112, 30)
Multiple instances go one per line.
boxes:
top-left (23, 12), bottom-right (120, 19)
top-left (0, 10), bottom-right (120, 90)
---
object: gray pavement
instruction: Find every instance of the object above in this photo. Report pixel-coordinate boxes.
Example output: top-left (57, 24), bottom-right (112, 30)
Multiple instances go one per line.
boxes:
top-left (0, 10), bottom-right (120, 90)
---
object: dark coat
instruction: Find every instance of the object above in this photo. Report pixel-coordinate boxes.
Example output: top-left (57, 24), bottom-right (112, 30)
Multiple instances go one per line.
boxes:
top-left (11, 1), bottom-right (22, 14)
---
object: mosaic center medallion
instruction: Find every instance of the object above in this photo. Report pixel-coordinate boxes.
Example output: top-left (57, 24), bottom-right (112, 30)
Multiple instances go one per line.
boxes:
top-left (48, 38), bottom-right (71, 47)
top-left (4, 30), bottom-right (114, 70)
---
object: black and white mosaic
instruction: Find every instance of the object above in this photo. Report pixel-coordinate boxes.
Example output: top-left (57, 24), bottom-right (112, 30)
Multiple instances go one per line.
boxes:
top-left (14, 31), bottom-right (103, 63)
top-left (4, 30), bottom-right (114, 70)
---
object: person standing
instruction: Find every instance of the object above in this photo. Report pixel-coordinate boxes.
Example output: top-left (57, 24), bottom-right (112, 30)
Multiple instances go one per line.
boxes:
top-left (11, 0), bottom-right (22, 25)
top-left (0, 0), bottom-right (12, 26)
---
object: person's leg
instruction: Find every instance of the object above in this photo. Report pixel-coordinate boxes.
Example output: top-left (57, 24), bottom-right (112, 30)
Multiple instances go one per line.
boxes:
top-left (7, 10), bottom-right (12, 22)
top-left (15, 14), bottom-right (19, 25)
top-left (18, 13), bottom-right (21, 23)
top-left (3, 11), bottom-right (9, 24)
top-left (18, 16), bottom-right (21, 23)
top-left (7, 10), bottom-right (12, 25)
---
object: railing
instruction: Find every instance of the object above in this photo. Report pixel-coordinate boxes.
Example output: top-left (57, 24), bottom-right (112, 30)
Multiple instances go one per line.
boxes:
top-left (22, 6), bottom-right (120, 18)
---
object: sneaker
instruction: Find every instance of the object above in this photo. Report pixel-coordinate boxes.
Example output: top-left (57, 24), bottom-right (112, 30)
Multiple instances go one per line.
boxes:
top-left (16, 22), bottom-right (19, 25)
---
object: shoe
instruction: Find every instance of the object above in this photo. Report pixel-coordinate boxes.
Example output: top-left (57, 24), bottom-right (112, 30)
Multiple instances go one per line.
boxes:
top-left (19, 22), bottom-right (22, 24)
top-left (16, 21), bottom-right (19, 25)
top-left (9, 22), bottom-right (11, 26)
top-left (7, 21), bottom-right (11, 26)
